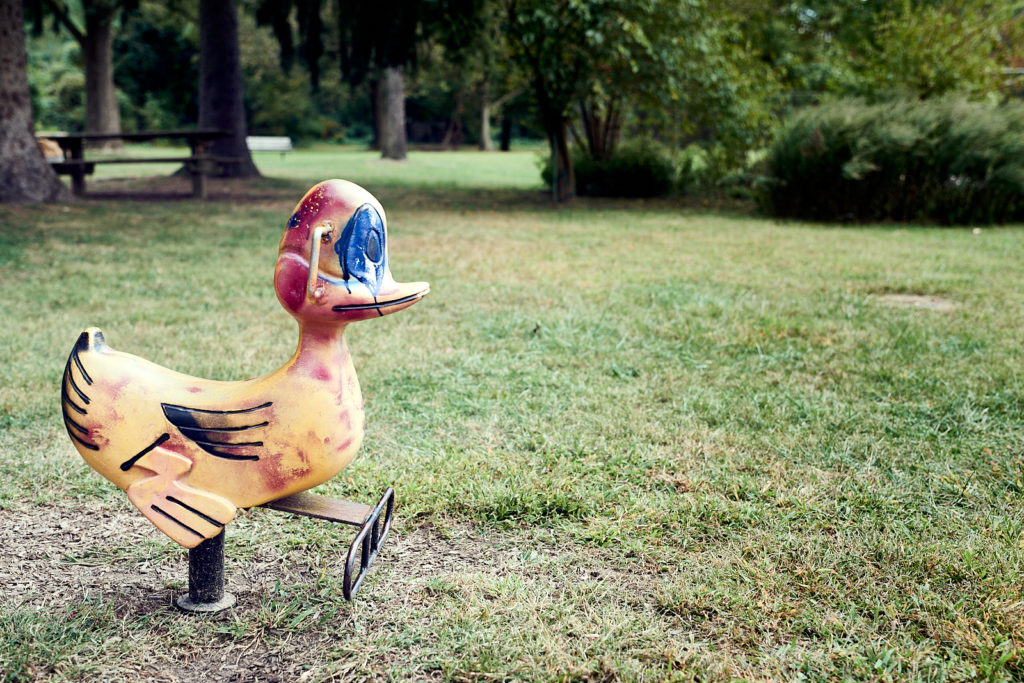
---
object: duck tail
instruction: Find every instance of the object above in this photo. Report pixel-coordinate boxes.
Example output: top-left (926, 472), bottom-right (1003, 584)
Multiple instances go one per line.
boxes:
top-left (63, 327), bottom-right (105, 453)
top-left (75, 326), bottom-right (107, 353)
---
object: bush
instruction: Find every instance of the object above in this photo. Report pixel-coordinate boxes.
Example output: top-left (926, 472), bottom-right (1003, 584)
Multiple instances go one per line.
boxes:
top-left (541, 139), bottom-right (676, 198)
top-left (577, 139), bottom-right (675, 198)
top-left (759, 98), bottom-right (1024, 225)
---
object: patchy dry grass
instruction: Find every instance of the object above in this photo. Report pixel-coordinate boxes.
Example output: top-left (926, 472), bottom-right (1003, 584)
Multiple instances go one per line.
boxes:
top-left (0, 150), bottom-right (1022, 681)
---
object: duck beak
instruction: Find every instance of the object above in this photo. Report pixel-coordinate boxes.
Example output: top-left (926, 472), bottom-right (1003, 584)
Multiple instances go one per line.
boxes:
top-left (331, 277), bottom-right (430, 317)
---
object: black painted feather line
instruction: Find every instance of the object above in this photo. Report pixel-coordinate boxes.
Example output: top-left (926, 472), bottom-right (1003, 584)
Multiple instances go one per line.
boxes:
top-left (62, 345), bottom-right (98, 451)
top-left (161, 401), bottom-right (272, 460)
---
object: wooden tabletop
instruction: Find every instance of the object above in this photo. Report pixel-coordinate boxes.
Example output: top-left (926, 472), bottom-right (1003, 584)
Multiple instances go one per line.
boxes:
top-left (41, 129), bottom-right (230, 143)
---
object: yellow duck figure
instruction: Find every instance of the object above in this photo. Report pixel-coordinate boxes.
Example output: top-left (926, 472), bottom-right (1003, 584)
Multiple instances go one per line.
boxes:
top-left (61, 179), bottom-right (428, 548)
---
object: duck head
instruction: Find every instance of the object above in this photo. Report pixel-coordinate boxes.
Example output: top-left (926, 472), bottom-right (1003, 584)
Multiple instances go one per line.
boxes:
top-left (275, 180), bottom-right (429, 324)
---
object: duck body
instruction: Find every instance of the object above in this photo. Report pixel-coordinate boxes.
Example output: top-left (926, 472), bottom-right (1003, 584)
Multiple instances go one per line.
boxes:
top-left (61, 180), bottom-right (428, 548)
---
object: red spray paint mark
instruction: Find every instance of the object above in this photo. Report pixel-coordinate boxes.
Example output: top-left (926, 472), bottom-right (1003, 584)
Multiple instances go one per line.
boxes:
top-left (107, 376), bottom-right (131, 400)
top-left (260, 452), bottom-right (289, 492)
top-left (275, 258), bottom-right (307, 313)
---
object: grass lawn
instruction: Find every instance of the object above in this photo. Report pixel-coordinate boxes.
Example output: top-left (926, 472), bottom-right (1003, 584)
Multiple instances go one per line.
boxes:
top-left (85, 143), bottom-right (545, 191)
top-left (1, 148), bottom-right (1022, 681)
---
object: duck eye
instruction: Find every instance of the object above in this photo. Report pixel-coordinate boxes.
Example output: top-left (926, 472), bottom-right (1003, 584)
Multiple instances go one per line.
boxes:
top-left (366, 232), bottom-right (381, 263)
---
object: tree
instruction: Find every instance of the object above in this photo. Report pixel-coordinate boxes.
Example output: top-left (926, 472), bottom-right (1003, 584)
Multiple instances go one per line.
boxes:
top-left (256, 0), bottom-right (420, 158)
top-left (851, 0), bottom-right (1019, 100)
top-left (505, 0), bottom-right (785, 200)
top-left (428, 0), bottom-right (524, 151)
top-left (728, 0), bottom-right (1022, 105)
top-left (0, 0), bottom-right (69, 202)
top-left (504, 0), bottom-right (602, 201)
top-left (258, 0), bottom-right (483, 160)
top-left (378, 66), bottom-right (407, 159)
top-left (334, 1), bottom-right (427, 160)
top-left (32, 0), bottom-right (132, 149)
top-left (255, 0), bottom-right (323, 89)
top-left (198, 0), bottom-right (259, 177)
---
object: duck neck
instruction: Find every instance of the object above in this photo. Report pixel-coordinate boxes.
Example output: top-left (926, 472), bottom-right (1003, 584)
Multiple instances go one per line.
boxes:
top-left (290, 323), bottom-right (351, 378)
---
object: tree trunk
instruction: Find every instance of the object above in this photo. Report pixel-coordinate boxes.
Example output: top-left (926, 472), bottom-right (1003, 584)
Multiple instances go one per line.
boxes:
top-left (500, 116), bottom-right (512, 152)
top-left (0, 0), bottom-right (69, 202)
top-left (549, 118), bottom-right (574, 202)
top-left (479, 81), bottom-right (494, 151)
top-left (368, 78), bottom-right (381, 150)
top-left (198, 0), bottom-right (259, 178)
top-left (441, 90), bottom-right (464, 150)
top-left (82, 5), bottom-right (122, 151)
top-left (379, 66), bottom-right (406, 160)
top-left (579, 98), bottom-right (621, 161)
top-left (531, 73), bottom-right (574, 201)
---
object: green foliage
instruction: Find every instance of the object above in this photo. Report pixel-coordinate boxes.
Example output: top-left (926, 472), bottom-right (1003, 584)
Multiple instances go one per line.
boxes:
top-left (848, 0), bottom-right (1016, 100)
top-left (579, 139), bottom-right (674, 198)
top-left (28, 4), bottom-right (364, 141)
top-left (240, 12), bottom-right (322, 140)
top-left (761, 98), bottom-right (1024, 224)
top-left (26, 33), bottom-right (84, 132)
top-left (673, 142), bottom-right (763, 191)
top-left (635, 2), bottom-right (782, 167)
top-left (541, 139), bottom-right (675, 198)
top-left (114, 10), bottom-right (199, 132)
top-left (506, 0), bottom-right (784, 199)
top-left (732, 0), bottom-right (1020, 107)
top-left (503, 0), bottom-right (608, 121)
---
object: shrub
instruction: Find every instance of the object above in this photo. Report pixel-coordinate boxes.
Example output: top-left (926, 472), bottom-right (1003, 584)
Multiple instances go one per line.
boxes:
top-left (541, 139), bottom-right (676, 198)
top-left (759, 98), bottom-right (1024, 225)
top-left (576, 139), bottom-right (675, 198)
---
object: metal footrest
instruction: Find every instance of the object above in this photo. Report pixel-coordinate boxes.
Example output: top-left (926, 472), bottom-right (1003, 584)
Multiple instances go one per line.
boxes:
top-left (262, 486), bottom-right (395, 600)
top-left (343, 487), bottom-right (394, 600)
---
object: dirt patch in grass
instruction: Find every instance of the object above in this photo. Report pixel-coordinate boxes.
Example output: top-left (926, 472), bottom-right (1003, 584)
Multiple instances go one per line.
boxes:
top-left (0, 502), bottom-right (497, 608)
top-left (0, 500), bottom-right (659, 609)
top-left (1, 502), bottom-right (670, 680)
top-left (2, 500), bottom-right (172, 608)
top-left (875, 292), bottom-right (956, 311)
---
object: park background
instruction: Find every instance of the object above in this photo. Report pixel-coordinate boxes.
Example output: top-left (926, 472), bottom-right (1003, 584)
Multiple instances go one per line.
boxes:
top-left (2, 0), bottom-right (1024, 680)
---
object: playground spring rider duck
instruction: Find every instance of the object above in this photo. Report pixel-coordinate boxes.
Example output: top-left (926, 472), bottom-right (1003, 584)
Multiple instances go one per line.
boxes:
top-left (61, 179), bottom-right (428, 601)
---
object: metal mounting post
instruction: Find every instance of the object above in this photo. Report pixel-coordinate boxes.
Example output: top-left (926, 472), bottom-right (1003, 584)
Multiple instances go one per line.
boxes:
top-left (175, 529), bottom-right (236, 613)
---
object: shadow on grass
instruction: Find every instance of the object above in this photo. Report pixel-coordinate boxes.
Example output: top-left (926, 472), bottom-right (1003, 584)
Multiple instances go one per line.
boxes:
top-left (74, 173), bottom-right (759, 219)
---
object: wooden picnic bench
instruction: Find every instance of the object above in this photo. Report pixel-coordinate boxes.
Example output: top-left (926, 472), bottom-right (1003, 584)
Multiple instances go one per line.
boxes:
top-left (41, 129), bottom-right (233, 199)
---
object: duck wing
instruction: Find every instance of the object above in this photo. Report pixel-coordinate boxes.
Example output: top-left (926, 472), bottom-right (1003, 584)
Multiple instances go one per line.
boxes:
top-left (160, 401), bottom-right (273, 461)
top-left (126, 447), bottom-right (236, 548)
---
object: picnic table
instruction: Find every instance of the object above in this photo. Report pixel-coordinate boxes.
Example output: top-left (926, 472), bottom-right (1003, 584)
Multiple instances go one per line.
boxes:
top-left (42, 129), bottom-right (233, 199)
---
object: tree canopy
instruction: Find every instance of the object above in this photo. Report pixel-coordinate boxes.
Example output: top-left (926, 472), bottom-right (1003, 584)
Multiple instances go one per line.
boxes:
top-left (7, 0), bottom-right (1023, 202)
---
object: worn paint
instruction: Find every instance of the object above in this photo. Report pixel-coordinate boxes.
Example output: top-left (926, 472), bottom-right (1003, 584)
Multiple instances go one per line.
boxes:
top-left (60, 179), bottom-right (429, 548)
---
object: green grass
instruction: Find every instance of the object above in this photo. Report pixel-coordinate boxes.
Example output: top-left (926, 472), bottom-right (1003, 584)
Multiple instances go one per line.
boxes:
top-left (1, 148), bottom-right (1022, 681)
top-left (83, 143), bottom-right (544, 190)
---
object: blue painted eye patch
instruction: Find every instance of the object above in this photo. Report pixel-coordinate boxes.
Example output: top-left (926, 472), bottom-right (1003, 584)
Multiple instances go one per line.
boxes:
top-left (334, 204), bottom-right (387, 295)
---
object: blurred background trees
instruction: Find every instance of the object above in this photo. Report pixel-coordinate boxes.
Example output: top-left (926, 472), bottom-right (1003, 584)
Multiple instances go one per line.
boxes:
top-left (14, 0), bottom-right (1024, 205)
top-left (27, 0), bottom-right (139, 150)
